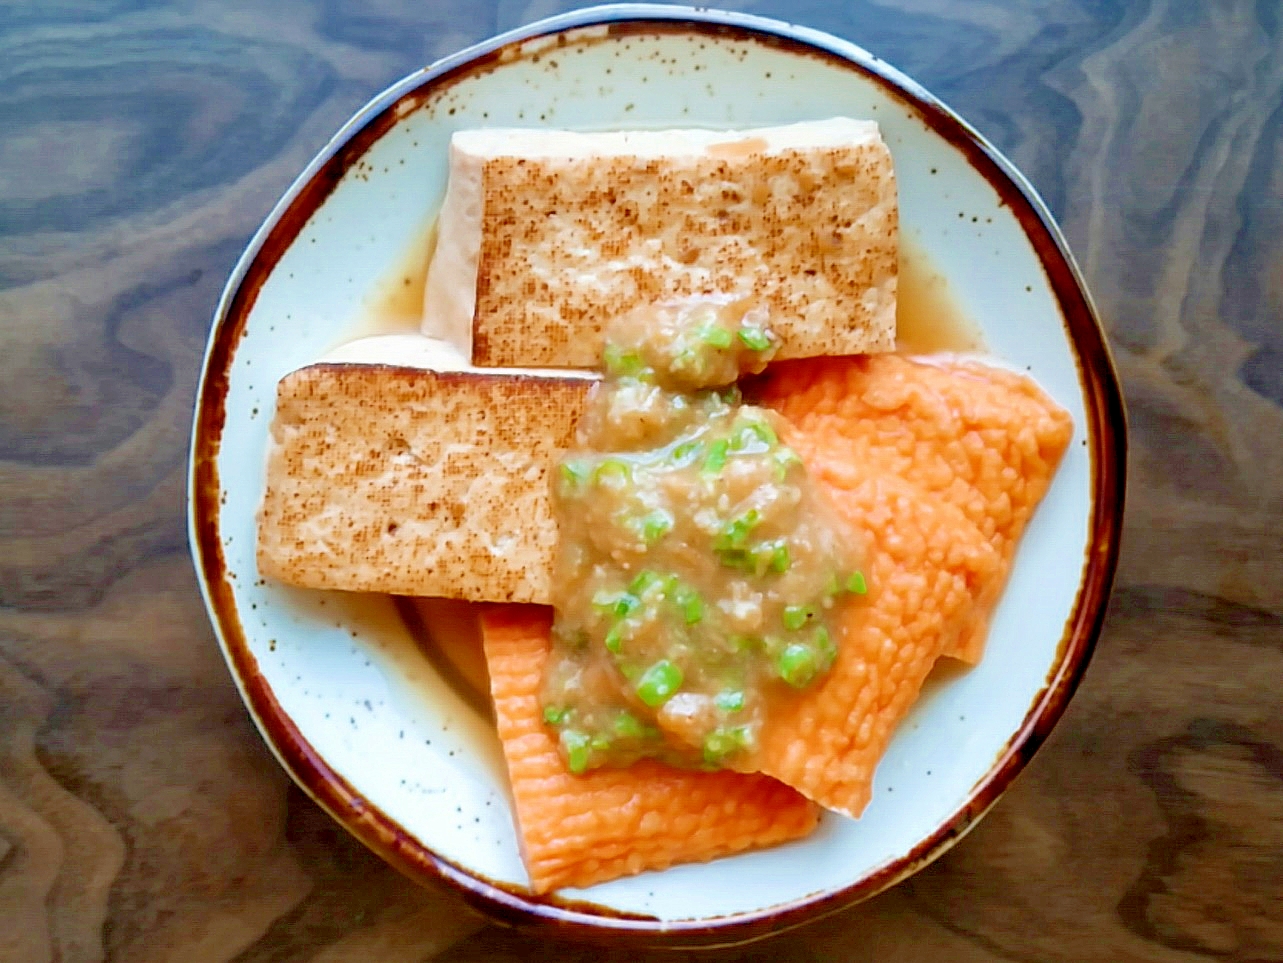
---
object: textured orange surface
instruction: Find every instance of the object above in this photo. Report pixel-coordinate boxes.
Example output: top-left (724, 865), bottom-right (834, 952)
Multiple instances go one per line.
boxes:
top-left (480, 605), bottom-right (820, 894)
top-left (732, 354), bottom-right (1072, 817)
top-left (758, 354), bottom-right (1074, 663)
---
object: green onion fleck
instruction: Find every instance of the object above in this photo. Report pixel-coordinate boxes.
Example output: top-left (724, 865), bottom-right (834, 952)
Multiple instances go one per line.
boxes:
top-left (824, 572), bottom-right (842, 597)
top-left (698, 324), bottom-right (734, 349)
top-left (542, 706), bottom-right (567, 726)
top-left (846, 571), bottom-right (868, 595)
top-left (782, 604), bottom-right (813, 631)
top-left (638, 510), bottom-right (674, 545)
top-left (604, 623), bottom-right (626, 654)
top-left (714, 690), bottom-right (746, 713)
top-left (670, 439), bottom-right (702, 466)
top-left (561, 729), bottom-right (592, 774)
top-left (703, 725), bottom-right (751, 764)
top-left (777, 643), bottom-right (819, 688)
top-left (593, 458), bottom-right (632, 488)
top-left (593, 589), bottom-right (640, 619)
top-left (674, 585), bottom-right (704, 625)
top-left (737, 325), bottom-right (772, 351)
top-left (603, 343), bottom-right (644, 376)
top-left (749, 419), bottom-right (778, 446)
top-left (767, 540), bottom-right (791, 573)
top-left (730, 418), bottom-right (777, 453)
top-left (558, 459), bottom-right (591, 495)
top-left (628, 569), bottom-right (663, 597)
top-left (717, 547), bottom-right (751, 571)
top-left (613, 712), bottom-right (647, 739)
top-left (702, 438), bottom-right (730, 474)
top-left (636, 660), bottom-right (683, 708)
top-left (718, 385), bottom-right (743, 406)
top-left (716, 510), bottom-right (761, 552)
top-left (590, 733), bottom-right (613, 752)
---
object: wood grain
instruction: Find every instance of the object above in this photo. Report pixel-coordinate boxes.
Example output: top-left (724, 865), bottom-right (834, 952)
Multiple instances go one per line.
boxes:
top-left (1, 0), bottom-right (1279, 960)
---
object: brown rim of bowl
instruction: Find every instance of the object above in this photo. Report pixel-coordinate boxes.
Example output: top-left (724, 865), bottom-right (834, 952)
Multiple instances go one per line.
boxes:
top-left (188, 3), bottom-right (1127, 949)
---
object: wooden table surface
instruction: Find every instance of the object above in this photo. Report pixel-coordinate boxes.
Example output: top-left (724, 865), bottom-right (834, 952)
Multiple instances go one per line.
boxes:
top-left (2, 1), bottom-right (1280, 960)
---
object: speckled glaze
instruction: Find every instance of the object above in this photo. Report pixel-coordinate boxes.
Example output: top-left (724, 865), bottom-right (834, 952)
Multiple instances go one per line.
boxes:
top-left (188, 4), bottom-right (1124, 948)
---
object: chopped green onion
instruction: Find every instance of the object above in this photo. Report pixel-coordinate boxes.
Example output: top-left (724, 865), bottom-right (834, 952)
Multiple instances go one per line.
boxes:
top-left (604, 623), bottom-right (626, 653)
top-left (558, 459), bottom-right (591, 495)
top-left (603, 343), bottom-right (644, 376)
top-left (846, 571), bottom-right (868, 595)
top-left (824, 572), bottom-right (842, 597)
top-left (777, 643), bottom-right (819, 688)
top-left (748, 419), bottom-right (778, 446)
top-left (702, 438), bottom-right (730, 474)
top-left (593, 458), bottom-right (632, 488)
top-left (730, 418), bottom-right (777, 453)
top-left (768, 540), bottom-right (791, 573)
top-left (593, 589), bottom-right (640, 620)
top-left (698, 323), bottom-right (734, 349)
top-left (670, 439), bottom-right (702, 466)
top-left (737, 325), bottom-right (772, 351)
top-left (613, 712), bottom-right (647, 739)
top-left (782, 604), bottom-right (814, 631)
top-left (637, 510), bottom-right (674, 545)
top-left (714, 690), bottom-right (746, 712)
top-left (702, 725), bottom-right (751, 765)
top-left (636, 660), bottom-right (683, 707)
top-left (716, 510), bottom-right (761, 552)
top-left (628, 569), bottom-right (669, 597)
top-left (561, 729), bottom-right (592, 774)
top-left (717, 547), bottom-right (751, 571)
top-left (718, 385), bottom-right (743, 406)
top-left (542, 705), bottom-right (568, 726)
top-left (674, 585), bottom-right (704, 625)
top-left (590, 733), bottom-right (613, 752)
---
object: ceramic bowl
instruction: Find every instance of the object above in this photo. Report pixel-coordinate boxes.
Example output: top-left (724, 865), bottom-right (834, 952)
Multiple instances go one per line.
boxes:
top-left (188, 3), bottom-right (1125, 947)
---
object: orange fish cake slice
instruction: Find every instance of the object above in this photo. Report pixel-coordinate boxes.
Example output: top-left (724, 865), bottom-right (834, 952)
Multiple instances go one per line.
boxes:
top-left (480, 605), bottom-right (820, 894)
top-left (741, 443), bottom-right (1004, 818)
top-left (758, 354), bottom-right (1073, 662)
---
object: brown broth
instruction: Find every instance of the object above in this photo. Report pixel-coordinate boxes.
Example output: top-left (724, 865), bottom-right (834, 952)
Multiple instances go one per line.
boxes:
top-left (345, 215), bottom-right (438, 341)
top-left (896, 237), bottom-right (985, 355)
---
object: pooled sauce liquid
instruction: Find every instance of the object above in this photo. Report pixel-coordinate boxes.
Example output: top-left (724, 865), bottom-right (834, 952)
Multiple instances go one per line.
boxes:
top-left (342, 216), bottom-right (439, 343)
top-left (347, 227), bottom-right (981, 733)
top-left (895, 237), bottom-right (985, 354)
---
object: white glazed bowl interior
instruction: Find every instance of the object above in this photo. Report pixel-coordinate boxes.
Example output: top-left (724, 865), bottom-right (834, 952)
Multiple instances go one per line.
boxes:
top-left (191, 4), bottom-right (1117, 936)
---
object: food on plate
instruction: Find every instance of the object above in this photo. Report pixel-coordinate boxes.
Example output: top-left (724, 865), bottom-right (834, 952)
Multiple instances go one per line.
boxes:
top-left (256, 351), bottom-right (589, 602)
top-left (253, 115), bottom-right (1075, 892)
top-left (541, 298), bottom-right (868, 775)
top-left (759, 355), bottom-right (1074, 664)
top-left (482, 604), bottom-right (818, 894)
top-left (424, 120), bottom-right (898, 368)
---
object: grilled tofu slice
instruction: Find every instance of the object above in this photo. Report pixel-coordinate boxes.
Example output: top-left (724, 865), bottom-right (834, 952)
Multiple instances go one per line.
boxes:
top-left (256, 350), bottom-right (592, 602)
top-left (423, 118), bottom-right (899, 368)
